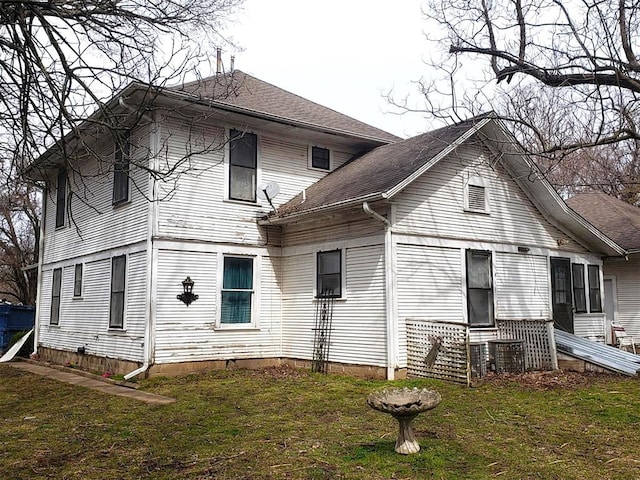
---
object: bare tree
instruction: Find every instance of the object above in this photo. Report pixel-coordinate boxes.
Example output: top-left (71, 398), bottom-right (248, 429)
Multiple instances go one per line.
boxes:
top-left (1, 0), bottom-right (243, 189)
top-left (0, 165), bottom-right (40, 304)
top-left (418, 0), bottom-right (640, 202)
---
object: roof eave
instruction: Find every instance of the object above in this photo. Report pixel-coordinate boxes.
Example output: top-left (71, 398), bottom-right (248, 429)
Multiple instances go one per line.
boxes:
top-left (259, 193), bottom-right (386, 225)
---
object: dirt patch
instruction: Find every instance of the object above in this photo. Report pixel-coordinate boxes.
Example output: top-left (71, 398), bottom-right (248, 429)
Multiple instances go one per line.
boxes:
top-left (250, 364), bottom-right (307, 379)
top-left (480, 370), bottom-right (625, 390)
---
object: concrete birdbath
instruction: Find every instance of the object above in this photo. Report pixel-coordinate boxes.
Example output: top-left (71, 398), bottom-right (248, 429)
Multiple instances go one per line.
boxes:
top-left (367, 387), bottom-right (441, 455)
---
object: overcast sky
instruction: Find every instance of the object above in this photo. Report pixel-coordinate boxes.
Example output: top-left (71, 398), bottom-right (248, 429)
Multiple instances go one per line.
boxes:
top-left (231, 0), bottom-right (433, 139)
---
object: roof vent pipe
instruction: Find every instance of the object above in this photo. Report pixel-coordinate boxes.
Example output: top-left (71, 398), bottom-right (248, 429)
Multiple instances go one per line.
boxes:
top-left (216, 48), bottom-right (222, 74)
top-left (230, 55), bottom-right (235, 72)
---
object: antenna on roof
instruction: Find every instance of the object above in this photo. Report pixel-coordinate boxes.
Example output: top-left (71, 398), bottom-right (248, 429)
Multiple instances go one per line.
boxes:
top-left (257, 181), bottom-right (280, 212)
top-left (216, 48), bottom-right (222, 74)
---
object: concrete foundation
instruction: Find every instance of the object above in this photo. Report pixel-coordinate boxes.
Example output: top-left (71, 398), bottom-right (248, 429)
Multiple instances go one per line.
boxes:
top-left (35, 347), bottom-right (403, 380)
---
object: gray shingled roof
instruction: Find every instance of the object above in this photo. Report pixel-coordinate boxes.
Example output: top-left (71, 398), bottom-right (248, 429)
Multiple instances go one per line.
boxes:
top-left (269, 114), bottom-right (492, 219)
top-left (566, 192), bottom-right (640, 250)
top-left (174, 71), bottom-right (399, 143)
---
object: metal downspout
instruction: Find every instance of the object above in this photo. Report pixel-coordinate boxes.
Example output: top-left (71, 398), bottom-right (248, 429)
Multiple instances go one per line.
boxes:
top-left (124, 106), bottom-right (157, 380)
top-left (32, 189), bottom-right (47, 357)
top-left (362, 202), bottom-right (397, 380)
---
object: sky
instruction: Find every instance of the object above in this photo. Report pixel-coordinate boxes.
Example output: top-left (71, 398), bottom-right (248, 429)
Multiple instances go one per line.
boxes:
top-left (230, 0), bottom-right (434, 139)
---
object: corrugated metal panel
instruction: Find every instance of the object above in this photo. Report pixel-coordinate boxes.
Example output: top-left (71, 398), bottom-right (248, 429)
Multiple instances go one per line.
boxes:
top-left (281, 245), bottom-right (387, 367)
top-left (394, 144), bottom-right (587, 252)
top-left (495, 252), bottom-right (549, 319)
top-left (43, 126), bottom-right (150, 264)
top-left (555, 329), bottom-right (640, 376)
top-left (38, 251), bottom-right (147, 362)
top-left (153, 249), bottom-right (281, 364)
top-left (604, 256), bottom-right (640, 338)
top-left (396, 244), bottom-right (464, 323)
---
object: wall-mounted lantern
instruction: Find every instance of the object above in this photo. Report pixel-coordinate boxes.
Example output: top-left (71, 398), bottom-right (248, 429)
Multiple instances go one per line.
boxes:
top-left (177, 276), bottom-right (199, 306)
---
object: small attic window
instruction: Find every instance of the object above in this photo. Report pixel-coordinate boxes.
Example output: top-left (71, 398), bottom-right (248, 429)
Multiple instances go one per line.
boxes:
top-left (309, 146), bottom-right (331, 171)
top-left (465, 176), bottom-right (490, 213)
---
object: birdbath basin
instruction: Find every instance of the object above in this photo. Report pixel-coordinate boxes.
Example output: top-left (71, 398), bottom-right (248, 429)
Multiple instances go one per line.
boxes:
top-left (367, 387), bottom-right (441, 455)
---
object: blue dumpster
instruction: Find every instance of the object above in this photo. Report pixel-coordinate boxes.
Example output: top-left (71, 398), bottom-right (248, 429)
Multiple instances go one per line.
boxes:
top-left (0, 304), bottom-right (35, 352)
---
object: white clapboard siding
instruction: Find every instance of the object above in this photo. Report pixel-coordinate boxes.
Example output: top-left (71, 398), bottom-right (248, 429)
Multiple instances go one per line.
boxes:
top-left (156, 117), bottom-right (359, 245)
top-left (603, 256), bottom-right (640, 338)
top-left (43, 125), bottom-right (150, 264)
top-left (281, 245), bottom-right (388, 366)
top-left (394, 144), bottom-right (586, 252)
top-left (153, 249), bottom-right (281, 363)
top-left (397, 244), bottom-right (464, 323)
top-left (284, 215), bottom-right (383, 247)
top-left (495, 252), bottom-right (550, 319)
top-left (38, 251), bottom-right (147, 362)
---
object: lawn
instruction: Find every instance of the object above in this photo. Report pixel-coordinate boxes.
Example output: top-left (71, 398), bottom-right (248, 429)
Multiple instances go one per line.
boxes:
top-left (1, 364), bottom-right (640, 480)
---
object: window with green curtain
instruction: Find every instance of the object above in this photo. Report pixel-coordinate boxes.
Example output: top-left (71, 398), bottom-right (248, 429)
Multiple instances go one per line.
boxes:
top-left (221, 256), bottom-right (254, 324)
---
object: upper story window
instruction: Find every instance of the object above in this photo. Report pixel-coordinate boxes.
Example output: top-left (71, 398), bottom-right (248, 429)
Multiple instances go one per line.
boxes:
top-left (466, 249), bottom-right (494, 327)
top-left (55, 169), bottom-right (67, 228)
top-left (316, 249), bottom-right (342, 298)
top-left (310, 146), bottom-right (331, 171)
top-left (464, 176), bottom-right (490, 214)
top-left (220, 256), bottom-right (254, 325)
top-left (50, 268), bottom-right (62, 325)
top-left (112, 130), bottom-right (131, 205)
top-left (229, 129), bottom-right (257, 202)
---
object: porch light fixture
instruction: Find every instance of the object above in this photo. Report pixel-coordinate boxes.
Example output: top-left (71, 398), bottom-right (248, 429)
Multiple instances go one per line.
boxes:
top-left (177, 276), bottom-right (199, 306)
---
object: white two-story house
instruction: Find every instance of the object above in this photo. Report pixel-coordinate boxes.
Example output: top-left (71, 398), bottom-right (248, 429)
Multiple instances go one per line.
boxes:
top-left (28, 71), bottom-right (626, 381)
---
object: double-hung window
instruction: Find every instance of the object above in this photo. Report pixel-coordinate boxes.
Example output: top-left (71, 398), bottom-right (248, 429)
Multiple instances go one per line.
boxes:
top-left (571, 264), bottom-right (587, 313)
top-left (310, 146), bottom-right (331, 171)
top-left (113, 130), bottom-right (131, 205)
top-left (221, 256), bottom-right (254, 324)
top-left (316, 250), bottom-right (342, 298)
top-left (73, 264), bottom-right (83, 298)
top-left (588, 265), bottom-right (602, 313)
top-left (109, 255), bottom-right (126, 329)
top-left (466, 250), bottom-right (494, 327)
top-left (50, 268), bottom-right (62, 325)
top-left (55, 169), bottom-right (67, 228)
top-left (229, 129), bottom-right (257, 202)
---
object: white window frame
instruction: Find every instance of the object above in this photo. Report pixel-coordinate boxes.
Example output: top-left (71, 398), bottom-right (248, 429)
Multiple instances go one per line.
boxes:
top-left (109, 255), bottom-right (127, 330)
top-left (50, 267), bottom-right (62, 325)
top-left (464, 175), bottom-right (490, 214)
top-left (465, 249), bottom-right (495, 327)
top-left (308, 145), bottom-right (332, 171)
top-left (314, 248), bottom-right (347, 300)
top-left (55, 168), bottom-right (67, 229)
top-left (225, 128), bottom-right (260, 203)
top-left (112, 130), bottom-right (131, 206)
top-left (73, 263), bottom-right (83, 298)
top-left (217, 253), bottom-right (260, 329)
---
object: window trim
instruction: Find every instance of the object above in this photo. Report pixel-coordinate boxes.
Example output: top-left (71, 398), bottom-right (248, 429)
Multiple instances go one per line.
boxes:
top-left (112, 130), bottom-right (131, 206)
top-left (55, 169), bottom-right (67, 228)
top-left (50, 268), bottom-right (62, 325)
top-left (109, 255), bottom-right (127, 330)
top-left (308, 145), bottom-right (332, 171)
top-left (465, 249), bottom-right (495, 327)
top-left (73, 263), bottom-right (83, 298)
top-left (227, 128), bottom-right (258, 203)
top-left (315, 249), bottom-right (345, 299)
top-left (218, 254), bottom-right (258, 328)
top-left (571, 263), bottom-right (587, 313)
top-left (464, 176), bottom-right (490, 214)
top-left (588, 264), bottom-right (603, 313)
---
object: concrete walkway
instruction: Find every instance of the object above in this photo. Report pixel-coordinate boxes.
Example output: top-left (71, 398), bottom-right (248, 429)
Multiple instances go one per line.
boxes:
top-left (7, 361), bottom-right (175, 405)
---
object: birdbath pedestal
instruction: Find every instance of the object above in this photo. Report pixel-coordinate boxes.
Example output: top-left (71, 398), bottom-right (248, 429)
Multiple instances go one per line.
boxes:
top-left (367, 387), bottom-right (441, 455)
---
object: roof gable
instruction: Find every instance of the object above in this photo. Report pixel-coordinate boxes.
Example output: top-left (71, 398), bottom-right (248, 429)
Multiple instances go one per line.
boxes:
top-left (567, 193), bottom-right (640, 250)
